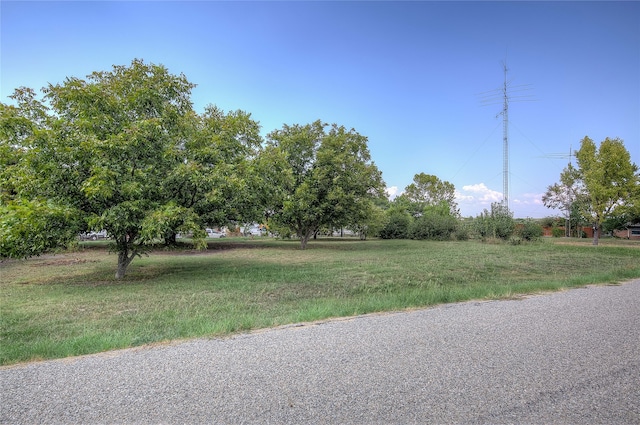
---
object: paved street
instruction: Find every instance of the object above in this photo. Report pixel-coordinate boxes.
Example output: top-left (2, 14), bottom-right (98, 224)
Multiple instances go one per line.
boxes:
top-left (2, 280), bottom-right (639, 424)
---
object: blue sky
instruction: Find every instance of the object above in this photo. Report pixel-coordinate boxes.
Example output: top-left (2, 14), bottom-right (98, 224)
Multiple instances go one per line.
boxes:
top-left (2, 1), bottom-right (639, 218)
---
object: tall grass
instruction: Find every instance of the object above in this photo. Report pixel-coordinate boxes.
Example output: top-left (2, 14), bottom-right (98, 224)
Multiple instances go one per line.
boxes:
top-left (1, 237), bottom-right (638, 365)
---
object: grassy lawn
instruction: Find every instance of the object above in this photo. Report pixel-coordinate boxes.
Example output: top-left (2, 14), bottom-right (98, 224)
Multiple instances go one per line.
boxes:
top-left (1, 237), bottom-right (639, 365)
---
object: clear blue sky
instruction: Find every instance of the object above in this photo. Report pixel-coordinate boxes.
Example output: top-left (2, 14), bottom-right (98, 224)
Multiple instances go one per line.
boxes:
top-left (2, 1), bottom-right (639, 218)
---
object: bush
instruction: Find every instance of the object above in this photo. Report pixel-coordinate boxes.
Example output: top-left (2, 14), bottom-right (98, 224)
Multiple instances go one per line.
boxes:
top-left (409, 213), bottom-right (458, 241)
top-left (454, 224), bottom-right (470, 241)
top-left (517, 219), bottom-right (543, 241)
top-left (378, 209), bottom-right (412, 239)
top-left (551, 225), bottom-right (564, 238)
top-left (509, 236), bottom-right (522, 245)
top-left (473, 202), bottom-right (515, 240)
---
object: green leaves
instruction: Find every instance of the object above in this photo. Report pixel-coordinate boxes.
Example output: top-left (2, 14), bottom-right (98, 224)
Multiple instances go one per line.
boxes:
top-left (1, 59), bottom-right (394, 276)
top-left (1, 60), bottom-right (203, 275)
top-left (402, 173), bottom-right (458, 217)
top-left (576, 136), bottom-right (639, 244)
top-left (0, 199), bottom-right (81, 258)
top-left (265, 121), bottom-right (384, 248)
top-left (140, 203), bottom-right (205, 249)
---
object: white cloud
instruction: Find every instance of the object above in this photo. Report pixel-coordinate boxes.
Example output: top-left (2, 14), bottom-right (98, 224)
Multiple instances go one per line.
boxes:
top-left (458, 183), bottom-right (503, 203)
top-left (455, 191), bottom-right (475, 202)
top-left (454, 183), bottom-right (504, 216)
top-left (512, 193), bottom-right (544, 206)
top-left (386, 186), bottom-right (400, 199)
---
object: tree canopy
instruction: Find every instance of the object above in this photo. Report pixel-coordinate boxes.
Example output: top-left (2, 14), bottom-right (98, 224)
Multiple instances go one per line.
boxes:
top-left (1, 60), bottom-right (391, 276)
top-left (399, 173), bottom-right (458, 217)
top-left (542, 162), bottom-right (587, 237)
top-left (0, 60), bottom-right (263, 277)
top-left (265, 120), bottom-right (385, 248)
top-left (543, 137), bottom-right (639, 243)
top-left (575, 136), bottom-right (639, 245)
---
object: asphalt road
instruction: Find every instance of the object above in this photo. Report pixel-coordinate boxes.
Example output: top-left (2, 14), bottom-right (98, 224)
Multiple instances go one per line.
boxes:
top-left (2, 280), bottom-right (639, 424)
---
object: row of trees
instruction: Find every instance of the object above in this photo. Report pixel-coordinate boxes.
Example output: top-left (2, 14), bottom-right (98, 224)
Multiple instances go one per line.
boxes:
top-left (0, 60), bottom-right (384, 277)
top-left (2, 60), bottom-right (637, 278)
top-left (374, 173), bottom-right (461, 240)
top-left (375, 189), bottom-right (542, 243)
top-left (542, 136), bottom-right (639, 245)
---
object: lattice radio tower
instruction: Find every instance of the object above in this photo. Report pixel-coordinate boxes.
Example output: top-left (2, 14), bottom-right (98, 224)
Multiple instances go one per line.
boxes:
top-left (501, 63), bottom-right (509, 210)
top-left (479, 62), bottom-right (534, 212)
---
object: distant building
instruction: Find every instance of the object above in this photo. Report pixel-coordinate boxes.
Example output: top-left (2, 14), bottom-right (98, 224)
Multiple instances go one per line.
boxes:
top-left (614, 223), bottom-right (640, 240)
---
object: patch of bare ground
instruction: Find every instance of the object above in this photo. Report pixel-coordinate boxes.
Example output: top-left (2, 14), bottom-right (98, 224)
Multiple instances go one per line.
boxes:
top-left (553, 240), bottom-right (640, 248)
top-left (152, 242), bottom-right (264, 255)
top-left (32, 258), bottom-right (93, 267)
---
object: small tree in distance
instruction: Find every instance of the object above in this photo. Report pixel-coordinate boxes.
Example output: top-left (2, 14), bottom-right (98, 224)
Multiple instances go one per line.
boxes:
top-left (409, 201), bottom-right (458, 241)
top-left (542, 162), bottom-right (583, 237)
top-left (402, 173), bottom-right (459, 217)
top-left (474, 202), bottom-right (515, 241)
top-left (516, 219), bottom-right (543, 241)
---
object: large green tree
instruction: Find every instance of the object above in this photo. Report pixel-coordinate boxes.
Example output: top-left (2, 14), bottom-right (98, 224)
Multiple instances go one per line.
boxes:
top-left (265, 120), bottom-right (384, 248)
top-left (167, 105), bottom-right (263, 237)
top-left (0, 60), bottom-right (262, 278)
top-left (575, 136), bottom-right (639, 245)
top-left (399, 173), bottom-right (458, 217)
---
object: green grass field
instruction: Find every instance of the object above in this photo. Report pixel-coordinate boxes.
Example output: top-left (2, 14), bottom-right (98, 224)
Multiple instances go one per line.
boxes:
top-left (1, 237), bottom-right (639, 365)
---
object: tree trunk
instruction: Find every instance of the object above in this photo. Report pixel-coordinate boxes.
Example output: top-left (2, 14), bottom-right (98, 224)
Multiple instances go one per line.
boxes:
top-left (592, 224), bottom-right (599, 246)
top-left (115, 248), bottom-right (136, 279)
top-left (300, 231), bottom-right (313, 250)
top-left (164, 232), bottom-right (177, 246)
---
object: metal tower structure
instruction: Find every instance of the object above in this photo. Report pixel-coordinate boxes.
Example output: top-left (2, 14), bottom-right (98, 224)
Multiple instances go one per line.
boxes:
top-left (479, 62), bottom-right (534, 213)
top-left (501, 63), bottom-right (509, 210)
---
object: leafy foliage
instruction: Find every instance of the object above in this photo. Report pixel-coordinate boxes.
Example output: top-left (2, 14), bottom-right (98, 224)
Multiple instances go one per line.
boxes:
top-left (0, 199), bottom-right (81, 258)
top-left (399, 173), bottom-right (458, 217)
top-left (474, 202), bottom-right (515, 240)
top-left (409, 202), bottom-right (458, 240)
top-left (265, 121), bottom-right (385, 248)
top-left (378, 207), bottom-right (412, 239)
top-left (0, 60), bottom-right (263, 278)
top-left (575, 136), bottom-right (639, 245)
top-left (516, 219), bottom-right (543, 241)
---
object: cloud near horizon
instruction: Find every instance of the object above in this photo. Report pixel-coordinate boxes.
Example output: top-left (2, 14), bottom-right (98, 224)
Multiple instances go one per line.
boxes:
top-left (387, 183), bottom-right (548, 217)
top-left (456, 183), bottom-right (503, 203)
top-left (454, 183), bottom-right (503, 216)
top-left (512, 193), bottom-right (544, 206)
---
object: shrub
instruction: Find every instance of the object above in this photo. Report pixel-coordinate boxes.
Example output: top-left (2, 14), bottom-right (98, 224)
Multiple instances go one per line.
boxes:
top-left (551, 225), bottom-right (564, 238)
top-left (378, 209), bottom-right (412, 239)
top-left (409, 213), bottom-right (458, 241)
top-left (474, 202), bottom-right (515, 240)
top-left (517, 219), bottom-right (543, 241)
top-left (454, 224), bottom-right (470, 241)
top-left (509, 236), bottom-right (522, 245)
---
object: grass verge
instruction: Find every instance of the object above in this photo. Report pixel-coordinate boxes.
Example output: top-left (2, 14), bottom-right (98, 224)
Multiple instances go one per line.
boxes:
top-left (1, 237), bottom-right (639, 365)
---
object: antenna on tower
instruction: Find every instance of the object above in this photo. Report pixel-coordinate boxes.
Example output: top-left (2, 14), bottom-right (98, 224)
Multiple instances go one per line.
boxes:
top-left (478, 61), bottom-right (535, 212)
top-left (501, 61), bottom-right (509, 211)
top-left (540, 145), bottom-right (577, 165)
